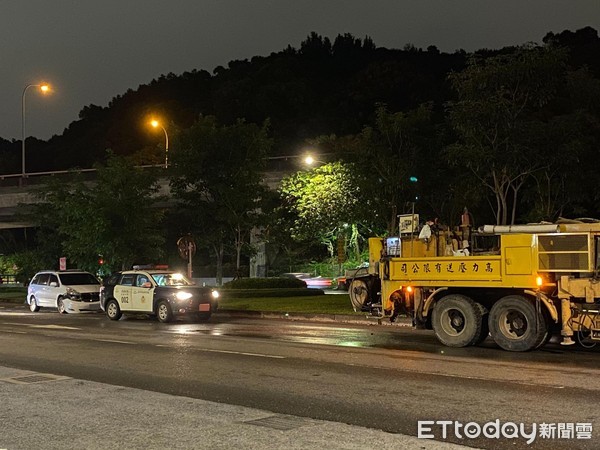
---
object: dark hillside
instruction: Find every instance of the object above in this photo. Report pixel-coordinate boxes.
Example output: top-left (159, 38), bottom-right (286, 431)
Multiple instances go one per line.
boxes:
top-left (1, 28), bottom-right (598, 175)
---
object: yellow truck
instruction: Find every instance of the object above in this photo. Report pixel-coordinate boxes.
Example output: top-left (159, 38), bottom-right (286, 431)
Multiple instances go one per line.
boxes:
top-left (349, 222), bottom-right (600, 351)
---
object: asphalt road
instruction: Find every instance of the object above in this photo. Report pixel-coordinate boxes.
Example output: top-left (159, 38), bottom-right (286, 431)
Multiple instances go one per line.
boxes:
top-left (0, 303), bottom-right (598, 449)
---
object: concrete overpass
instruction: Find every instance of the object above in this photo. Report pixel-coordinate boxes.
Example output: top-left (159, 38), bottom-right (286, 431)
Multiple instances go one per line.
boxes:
top-left (0, 169), bottom-right (288, 230)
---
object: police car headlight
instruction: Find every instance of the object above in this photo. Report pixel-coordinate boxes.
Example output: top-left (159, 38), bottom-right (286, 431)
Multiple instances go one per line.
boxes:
top-left (66, 287), bottom-right (82, 299)
top-left (176, 292), bottom-right (193, 301)
top-left (211, 290), bottom-right (220, 299)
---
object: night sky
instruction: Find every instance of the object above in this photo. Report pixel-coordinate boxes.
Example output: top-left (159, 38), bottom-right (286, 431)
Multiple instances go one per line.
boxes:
top-left (2, 0), bottom-right (598, 140)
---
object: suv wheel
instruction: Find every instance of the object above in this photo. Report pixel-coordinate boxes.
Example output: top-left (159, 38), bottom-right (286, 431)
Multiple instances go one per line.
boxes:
top-left (29, 296), bottom-right (40, 312)
top-left (157, 300), bottom-right (173, 323)
top-left (106, 299), bottom-right (122, 321)
top-left (57, 297), bottom-right (67, 314)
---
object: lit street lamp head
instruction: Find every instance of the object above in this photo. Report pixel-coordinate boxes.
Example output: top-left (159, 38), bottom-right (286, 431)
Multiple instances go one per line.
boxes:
top-left (303, 154), bottom-right (327, 166)
top-left (22, 82), bottom-right (52, 180)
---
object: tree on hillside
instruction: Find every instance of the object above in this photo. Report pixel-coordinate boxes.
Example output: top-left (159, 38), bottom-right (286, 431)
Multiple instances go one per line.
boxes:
top-left (324, 104), bottom-right (437, 234)
top-left (169, 116), bottom-right (272, 284)
top-left (520, 66), bottom-right (600, 221)
top-left (447, 45), bottom-right (569, 225)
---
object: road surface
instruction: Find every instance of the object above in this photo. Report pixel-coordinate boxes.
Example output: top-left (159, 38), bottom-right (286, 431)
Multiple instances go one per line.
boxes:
top-left (0, 304), bottom-right (597, 449)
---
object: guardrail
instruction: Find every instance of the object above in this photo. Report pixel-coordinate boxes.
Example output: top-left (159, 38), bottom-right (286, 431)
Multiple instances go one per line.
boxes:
top-left (0, 274), bottom-right (18, 284)
top-left (0, 165), bottom-right (165, 188)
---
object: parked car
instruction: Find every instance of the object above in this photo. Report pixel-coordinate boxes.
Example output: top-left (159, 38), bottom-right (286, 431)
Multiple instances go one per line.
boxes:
top-left (281, 272), bottom-right (333, 289)
top-left (27, 270), bottom-right (102, 313)
top-left (100, 267), bottom-right (219, 323)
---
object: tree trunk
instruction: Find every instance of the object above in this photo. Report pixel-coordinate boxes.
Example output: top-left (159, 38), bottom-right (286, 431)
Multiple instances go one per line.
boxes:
top-left (235, 225), bottom-right (242, 277)
top-left (389, 204), bottom-right (397, 236)
top-left (351, 224), bottom-right (361, 260)
top-left (213, 242), bottom-right (224, 286)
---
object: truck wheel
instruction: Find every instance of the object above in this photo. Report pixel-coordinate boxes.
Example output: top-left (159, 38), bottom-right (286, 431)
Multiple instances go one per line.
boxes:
top-left (349, 279), bottom-right (369, 312)
top-left (431, 294), bottom-right (482, 347)
top-left (489, 295), bottom-right (548, 352)
top-left (536, 309), bottom-right (554, 348)
top-left (474, 304), bottom-right (490, 345)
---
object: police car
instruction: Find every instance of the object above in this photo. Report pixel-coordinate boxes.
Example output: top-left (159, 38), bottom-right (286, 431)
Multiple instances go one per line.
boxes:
top-left (100, 266), bottom-right (219, 323)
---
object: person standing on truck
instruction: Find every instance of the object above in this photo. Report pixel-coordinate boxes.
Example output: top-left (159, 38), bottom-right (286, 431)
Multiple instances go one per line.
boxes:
top-left (418, 219), bottom-right (435, 242)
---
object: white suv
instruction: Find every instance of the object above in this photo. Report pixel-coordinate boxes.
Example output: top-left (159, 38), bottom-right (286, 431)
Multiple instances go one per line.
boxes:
top-left (27, 270), bottom-right (101, 314)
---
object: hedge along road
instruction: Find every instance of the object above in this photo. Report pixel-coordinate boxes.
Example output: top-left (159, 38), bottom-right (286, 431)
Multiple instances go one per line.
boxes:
top-left (0, 286), bottom-right (360, 316)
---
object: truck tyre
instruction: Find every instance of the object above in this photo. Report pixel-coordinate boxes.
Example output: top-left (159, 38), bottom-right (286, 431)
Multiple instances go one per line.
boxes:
top-left (474, 303), bottom-right (490, 345)
top-left (349, 279), bottom-right (369, 312)
top-left (489, 295), bottom-right (548, 352)
top-left (536, 309), bottom-right (554, 349)
top-left (431, 294), bottom-right (482, 347)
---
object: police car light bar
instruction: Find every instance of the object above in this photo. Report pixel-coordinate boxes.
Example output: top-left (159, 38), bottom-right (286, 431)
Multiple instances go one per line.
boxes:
top-left (132, 264), bottom-right (170, 270)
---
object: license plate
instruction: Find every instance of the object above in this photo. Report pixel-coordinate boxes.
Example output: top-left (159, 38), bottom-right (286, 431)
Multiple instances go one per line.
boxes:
top-left (199, 303), bottom-right (210, 312)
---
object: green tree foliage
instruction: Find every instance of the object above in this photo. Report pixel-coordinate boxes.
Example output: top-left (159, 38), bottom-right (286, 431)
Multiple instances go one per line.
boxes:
top-left (169, 116), bottom-right (272, 283)
top-left (2, 28), bottom-right (600, 275)
top-left (447, 45), bottom-right (571, 225)
top-left (22, 155), bottom-right (165, 273)
top-left (280, 161), bottom-right (365, 259)
top-left (327, 104), bottom-right (438, 234)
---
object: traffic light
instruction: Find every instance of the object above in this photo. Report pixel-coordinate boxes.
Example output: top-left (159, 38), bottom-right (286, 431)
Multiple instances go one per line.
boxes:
top-left (98, 257), bottom-right (104, 265)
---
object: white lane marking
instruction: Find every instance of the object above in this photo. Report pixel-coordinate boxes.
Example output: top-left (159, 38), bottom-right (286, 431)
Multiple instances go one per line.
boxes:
top-left (154, 344), bottom-right (284, 359)
top-left (29, 324), bottom-right (81, 330)
top-left (1, 323), bottom-right (81, 330)
top-left (94, 339), bottom-right (136, 345)
top-left (345, 362), bottom-right (567, 390)
top-left (0, 330), bottom-right (27, 334)
top-left (0, 312), bottom-right (37, 316)
top-left (203, 349), bottom-right (284, 359)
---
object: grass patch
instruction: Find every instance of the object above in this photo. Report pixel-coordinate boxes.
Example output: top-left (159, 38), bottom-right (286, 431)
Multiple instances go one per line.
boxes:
top-left (0, 287), bottom-right (358, 315)
top-left (219, 294), bottom-right (359, 315)
top-left (0, 287), bottom-right (26, 303)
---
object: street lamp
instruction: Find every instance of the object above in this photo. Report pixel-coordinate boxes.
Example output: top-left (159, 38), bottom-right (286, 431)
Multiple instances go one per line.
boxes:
top-left (22, 83), bottom-right (50, 178)
top-left (304, 155), bottom-right (315, 165)
top-left (303, 154), bottom-right (326, 166)
top-left (150, 119), bottom-right (169, 168)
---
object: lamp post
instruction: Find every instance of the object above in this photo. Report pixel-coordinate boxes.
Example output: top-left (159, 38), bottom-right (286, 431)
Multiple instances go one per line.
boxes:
top-left (22, 83), bottom-right (50, 178)
top-left (150, 120), bottom-right (169, 168)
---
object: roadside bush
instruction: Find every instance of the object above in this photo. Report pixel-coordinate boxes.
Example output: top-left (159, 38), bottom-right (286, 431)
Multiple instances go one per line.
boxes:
top-left (219, 288), bottom-right (325, 299)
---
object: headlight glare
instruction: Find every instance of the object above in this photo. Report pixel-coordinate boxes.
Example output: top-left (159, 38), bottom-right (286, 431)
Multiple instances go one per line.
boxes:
top-left (176, 291), bottom-right (193, 301)
top-left (211, 290), bottom-right (220, 299)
